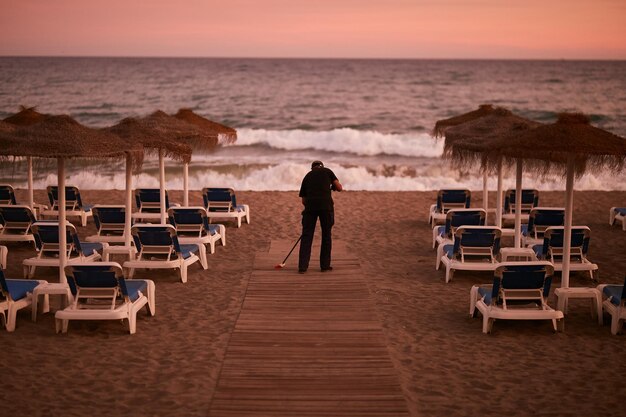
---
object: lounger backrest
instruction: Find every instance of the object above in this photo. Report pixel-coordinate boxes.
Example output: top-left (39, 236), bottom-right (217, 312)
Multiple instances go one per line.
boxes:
top-left (436, 189), bottom-right (471, 212)
top-left (168, 207), bottom-right (210, 234)
top-left (203, 188), bottom-right (235, 212)
top-left (47, 186), bottom-right (83, 210)
top-left (452, 226), bottom-right (501, 257)
top-left (527, 208), bottom-right (565, 236)
top-left (135, 189), bottom-right (171, 211)
top-left (132, 225), bottom-right (183, 257)
top-left (444, 209), bottom-right (486, 237)
top-left (92, 206), bottom-right (127, 231)
top-left (65, 263), bottom-right (136, 304)
top-left (541, 226), bottom-right (591, 257)
top-left (0, 205), bottom-right (36, 228)
top-left (504, 189), bottom-right (539, 213)
top-left (0, 185), bottom-right (17, 205)
top-left (491, 262), bottom-right (554, 303)
top-left (31, 222), bottom-right (75, 254)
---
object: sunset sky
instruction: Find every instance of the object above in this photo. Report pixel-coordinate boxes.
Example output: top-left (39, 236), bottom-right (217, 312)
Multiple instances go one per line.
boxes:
top-left (1, 0), bottom-right (624, 59)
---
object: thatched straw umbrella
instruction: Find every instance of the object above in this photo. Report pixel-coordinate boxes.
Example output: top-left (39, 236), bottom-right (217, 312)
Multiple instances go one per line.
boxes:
top-left (433, 104), bottom-right (501, 213)
top-left (483, 113), bottom-right (626, 287)
top-left (3, 106), bottom-right (48, 211)
top-left (0, 114), bottom-right (143, 282)
top-left (444, 108), bottom-right (541, 245)
top-left (105, 111), bottom-right (204, 223)
top-left (172, 108), bottom-right (237, 206)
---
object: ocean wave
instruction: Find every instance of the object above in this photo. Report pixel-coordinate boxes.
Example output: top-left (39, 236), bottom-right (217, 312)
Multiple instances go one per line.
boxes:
top-left (22, 163), bottom-right (626, 192)
top-left (229, 128), bottom-right (444, 158)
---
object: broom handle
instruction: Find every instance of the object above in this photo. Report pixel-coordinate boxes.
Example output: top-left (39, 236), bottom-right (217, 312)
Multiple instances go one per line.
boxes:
top-left (281, 236), bottom-right (302, 264)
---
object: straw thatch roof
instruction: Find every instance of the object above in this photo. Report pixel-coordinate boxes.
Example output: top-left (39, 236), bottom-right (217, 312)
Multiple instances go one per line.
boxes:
top-left (3, 106), bottom-right (47, 126)
top-left (444, 108), bottom-right (542, 171)
top-left (432, 104), bottom-right (497, 138)
top-left (104, 110), bottom-right (206, 163)
top-left (173, 108), bottom-right (237, 145)
top-left (0, 114), bottom-right (144, 169)
top-left (482, 113), bottom-right (626, 177)
top-left (0, 120), bottom-right (16, 133)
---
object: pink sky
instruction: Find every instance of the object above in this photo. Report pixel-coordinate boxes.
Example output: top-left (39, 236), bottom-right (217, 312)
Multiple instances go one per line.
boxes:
top-left (1, 0), bottom-right (624, 59)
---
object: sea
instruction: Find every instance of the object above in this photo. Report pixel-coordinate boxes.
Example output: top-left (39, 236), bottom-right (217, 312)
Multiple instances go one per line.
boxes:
top-left (1, 57), bottom-right (625, 191)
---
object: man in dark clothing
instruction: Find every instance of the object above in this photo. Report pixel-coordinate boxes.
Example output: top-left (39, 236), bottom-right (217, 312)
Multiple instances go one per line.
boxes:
top-left (298, 160), bottom-right (343, 273)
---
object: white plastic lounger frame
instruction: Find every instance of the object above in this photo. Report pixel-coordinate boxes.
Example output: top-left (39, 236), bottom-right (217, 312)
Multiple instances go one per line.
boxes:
top-left (22, 222), bottom-right (106, 278)
top-left (438, 226), bottom-right (502, 283)
top-left (501, 189), bottom-right (539, 224)
top-left (41, 185), bottom-right (93, 227)
top-left (469, 261), bottom-right (564, 334)
top-left (432, 208), bottom-right (487, 249)
top-left (0, 270), bottom-right (47, 332)
top-left (55, 262), bottom-right (155, 334)
top-left (534, 226), bottom-right (598, 280)
top-left (609, 207), bottom-right (626, 231)
top-left (522, 207), bottom-right (565, 247)
top-left (132, 189), bottom-right (180, 223)
top-left (597, 278), bottom-right (626, 335)
top-left (0, 205), bottom-right (37, 245)
top-left (123, 224), bottom-right (201, 283)
top-left (202, 188), bottom-right (250, 228)
top-left (85, 205), bottom-right (128, 244)
top-left (428, 189), bottom-right (471, 227)
top-left (168, 207), bottom-right (225, 270)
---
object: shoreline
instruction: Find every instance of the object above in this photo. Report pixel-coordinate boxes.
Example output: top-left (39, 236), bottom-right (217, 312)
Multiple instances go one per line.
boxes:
top-left (2, 189), bottom-right (625, 417)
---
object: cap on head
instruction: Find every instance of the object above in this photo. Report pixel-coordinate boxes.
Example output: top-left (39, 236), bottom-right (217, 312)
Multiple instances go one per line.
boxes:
top-left (311, 160), bottom-right (324, 169)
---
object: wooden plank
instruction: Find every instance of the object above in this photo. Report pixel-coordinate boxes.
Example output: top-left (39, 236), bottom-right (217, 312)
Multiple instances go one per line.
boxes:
top-left (208, 240), bottom-right (409, 416)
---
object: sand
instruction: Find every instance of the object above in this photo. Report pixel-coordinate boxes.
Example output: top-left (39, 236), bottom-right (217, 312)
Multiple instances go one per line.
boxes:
top-left (1, 189), bottom-right (625, 417)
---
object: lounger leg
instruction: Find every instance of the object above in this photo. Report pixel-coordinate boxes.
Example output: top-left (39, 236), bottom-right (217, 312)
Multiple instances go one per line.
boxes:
top-left (6, 305), bottom-right (18, 332)
top-left (81, 213), bottom-right (87, 227)
top-left (445, 266), bottom-right (453, 283)
top-left (609, 208), bottom-right (615, 225)
top-left (55, 317), bottom-right (69, 333)
top-left (127, 268), bottom-right (135, 279)
top-left (482, 315), bottom-right (493, 334)
top-left (435, 246), bottom-right (444, 270)
top-left (237, 216), bottom-right (242, 228)
top-left (610, 313), bottom-right (623, 335)
top-left (145, 280), bottom-right (156, 316)
top-left (199, 247), bottom-right (208, 270)
top-left (23, 265), bottom-right (30, 278)
top-left (209, 240), bottom-right (215, 255)
top-left (180, 264), bottom-right (188, 283)
top-left (128, 314), bottom-right (137, 334)
top-left (219, 224), bottom-right (226, 246)
top-left (469, 286), bottom-right (478, 317)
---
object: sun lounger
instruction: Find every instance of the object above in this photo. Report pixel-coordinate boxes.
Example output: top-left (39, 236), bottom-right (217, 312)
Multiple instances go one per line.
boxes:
top-left (0, 269), bottom-right (47, 332)
top-left (428, 189), bottom-right (471, 227)
top-left (22, 222), bottom-right (106, 278)
top-left (85, 205), bottom-right (128, 244)
top-left (0, 184), bottom-right (17, 205)
top-left (0, 205), bottom-right (37, 245)
top-left (202, 187), bottom-right (250, 228)
top-left (609, 207), bottom-right (626, 231)
top-left (168, 207), bottom-right (225, 269)
top-left (469, 261), bottom-right (564, 333)
top-left (521, 207), bottom-right (565, 247)
top-left (501, 188), bottom-right (539, 224)
top-left (597, 276), bottom-right (626, 335)
top-left (55, 262), bottom-right (155, 334)
top-left (123, 224), bottom-right (201, 283)
top-left (438, 226), bottom-right (502, 283)
top-left (132, 188), bottom-right (180, 222)
top-left (433, 208), bottom-right (486, 249)
top-left (532, 226), bottom-right (598, 280)
top-left (41, 186), bottom-right (93, 226)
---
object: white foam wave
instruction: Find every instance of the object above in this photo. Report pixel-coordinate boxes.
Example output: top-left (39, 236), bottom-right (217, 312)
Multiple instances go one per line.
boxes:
top-left (230, 128), bottom-right (444, 158)
top-left (27, 163), bottom-right (626, 192)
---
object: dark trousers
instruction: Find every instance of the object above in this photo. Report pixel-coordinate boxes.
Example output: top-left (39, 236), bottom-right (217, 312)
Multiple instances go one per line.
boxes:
top-left (298, 209), bottom-right (334, 271)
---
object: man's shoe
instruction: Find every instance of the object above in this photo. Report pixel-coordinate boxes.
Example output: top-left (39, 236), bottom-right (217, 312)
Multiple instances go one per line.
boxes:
top-left (298, 269), bottom-right (307, 274)
top-left (321, 267), bottom-right (333, 272)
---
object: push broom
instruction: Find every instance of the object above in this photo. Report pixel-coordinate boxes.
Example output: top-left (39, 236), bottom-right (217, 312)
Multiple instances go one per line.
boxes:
top-left (274, 236), bottom-right (302, 269)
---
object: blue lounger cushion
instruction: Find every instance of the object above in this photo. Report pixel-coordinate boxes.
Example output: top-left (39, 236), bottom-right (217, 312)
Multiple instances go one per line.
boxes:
top-left (6, 279), bottom-right (39, 301)
top-left (615, 208), bottom-right (626, 216)
top-left (443, 244), bottom-right (454, 259)
top-left (123, 280), bottom-right (148, 302)
top-left (79, 242), bottom-right (103, 256)
top-left (602, 285), bottom-right (624, 306)
top-left (207, 224), bottom-right (220, 235)
top-left (477, 286), bottom-right (493, 305)
top-left (179, 244), bottom-right (199, 259)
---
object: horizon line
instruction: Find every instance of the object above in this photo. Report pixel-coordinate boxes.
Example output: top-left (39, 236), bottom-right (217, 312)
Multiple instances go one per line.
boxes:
top-left (1, 54), bottom-right (625, 62)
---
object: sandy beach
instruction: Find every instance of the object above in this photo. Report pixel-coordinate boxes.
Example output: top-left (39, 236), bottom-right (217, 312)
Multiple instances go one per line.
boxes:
top-left (1, 188), bottom-right (625, 417)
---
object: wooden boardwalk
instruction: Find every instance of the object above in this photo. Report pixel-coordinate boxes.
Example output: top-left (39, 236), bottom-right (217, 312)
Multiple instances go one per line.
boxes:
top-left (208, 240), bottom-right (409, 417)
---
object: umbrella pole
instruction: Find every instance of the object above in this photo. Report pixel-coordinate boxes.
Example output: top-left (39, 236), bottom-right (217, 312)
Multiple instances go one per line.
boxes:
top-left (514, 158), bottom-right (523, 249)
top-left (482, 170), bottom-right (488, 222)
top-left (27, 156), bottom-right (34, 213)
top-left (159, 148), bottom-right (166, 225)
top-left (183, 162), bottom-right (189, 207)
top-left (561, 157), bottom-right (575, 288)
top-left (57, 158), bottom-right (67, 284)
top-left (496, 158), bottom-right (503, 228)
top-left (125, 154), bottom-right (133, 247)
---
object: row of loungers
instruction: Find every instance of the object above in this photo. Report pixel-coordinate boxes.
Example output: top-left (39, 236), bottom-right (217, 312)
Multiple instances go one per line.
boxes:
top-left (426, 191), bottom-right (626, 334)
top-left (0, 185), bottom-right (251, 229)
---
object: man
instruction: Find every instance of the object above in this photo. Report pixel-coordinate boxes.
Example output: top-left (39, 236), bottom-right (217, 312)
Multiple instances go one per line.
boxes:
top-left (298, 160), bottom-right (343, 274)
